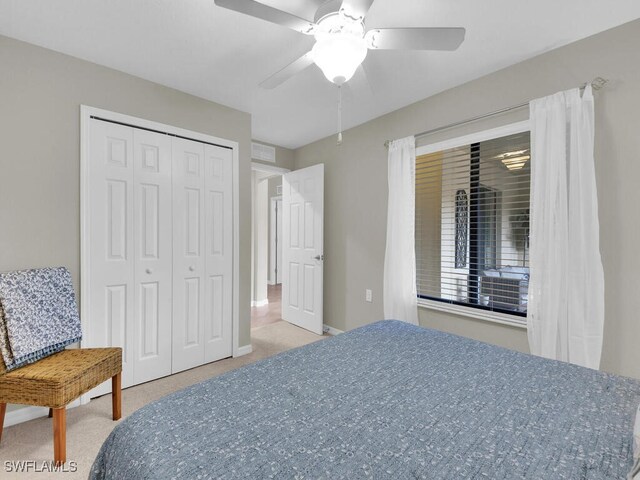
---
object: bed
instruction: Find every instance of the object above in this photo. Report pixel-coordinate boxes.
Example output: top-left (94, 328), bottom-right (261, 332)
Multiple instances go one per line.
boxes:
top-left (90, 321), bottom-right (640, 479)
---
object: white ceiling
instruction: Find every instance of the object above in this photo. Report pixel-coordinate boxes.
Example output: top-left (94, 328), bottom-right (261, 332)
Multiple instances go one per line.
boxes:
top-left (1, 0), bottom-right (639, 149)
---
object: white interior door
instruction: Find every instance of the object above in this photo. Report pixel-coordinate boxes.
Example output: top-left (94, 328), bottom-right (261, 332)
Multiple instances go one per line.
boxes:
top-left (172, 137), bottom-right (207, 373)
top-left (86, 113), bottom-right (235, 396)
top-left (172, 138), bottom-right (234, 372)
top-left (276, 199), bottom-right (283, 284)
top-left (132, 129), bottom-right (173, 384)
top-left (88, 119), bottom-right (135, 396)
top-left (282, 164), bottom-right (324, 335)
top-left (203, 144), bottom-right (233, 363)
top-left (270, 197), bottom-right (283, 285)
top-left (87, 122), bottom-right (173, 395)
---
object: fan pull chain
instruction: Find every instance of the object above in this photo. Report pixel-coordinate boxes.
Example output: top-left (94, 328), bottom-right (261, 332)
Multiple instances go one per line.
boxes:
top-left (337, 85), bottom-right (343, 146)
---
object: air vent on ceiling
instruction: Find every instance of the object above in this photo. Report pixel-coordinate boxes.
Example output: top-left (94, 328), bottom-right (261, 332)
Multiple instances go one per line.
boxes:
top-left (251, 142), bottom-right (276, 163)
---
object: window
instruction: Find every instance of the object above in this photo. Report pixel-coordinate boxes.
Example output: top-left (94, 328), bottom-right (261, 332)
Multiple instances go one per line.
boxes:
top-left (415, 124), bottom-right (531, 318)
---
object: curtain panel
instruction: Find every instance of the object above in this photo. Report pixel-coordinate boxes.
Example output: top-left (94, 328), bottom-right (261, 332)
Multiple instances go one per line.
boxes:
top-left (383, 136), bottom-right (419, 325)
top-left (527, 86), bottom-right (605, 369)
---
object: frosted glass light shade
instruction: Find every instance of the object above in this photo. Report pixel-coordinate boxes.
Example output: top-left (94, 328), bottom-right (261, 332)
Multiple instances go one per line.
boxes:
top-left (501, 155), bottom-right (530, 170)
top-left (311, 33), bottom-right (368, 85)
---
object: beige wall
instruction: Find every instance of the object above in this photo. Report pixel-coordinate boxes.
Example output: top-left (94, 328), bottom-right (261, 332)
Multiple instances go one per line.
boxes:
top-left (294, 19), bottom-right (640, 380)
top-left (0, 35), bottom-right (253, 361)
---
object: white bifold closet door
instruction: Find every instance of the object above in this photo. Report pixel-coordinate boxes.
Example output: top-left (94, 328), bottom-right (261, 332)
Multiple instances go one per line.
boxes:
top-left (88, 118), bottom-right (233, 395)
top-left (171, 138), bottom-right (233, 373)
top-left (88, 120), bottom-right (173, 393)
top-left (133, 129), bottom-right (173, 383)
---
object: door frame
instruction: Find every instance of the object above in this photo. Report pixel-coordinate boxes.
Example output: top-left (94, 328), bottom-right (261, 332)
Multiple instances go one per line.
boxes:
top-left (80, 106), bottom-right (241, 393)
top-left (269, 195), bottom-right (282, 285)
top-left (251, 161), bottom-right (289, 176)
top-left (250, 162), bottom-right (289, 300)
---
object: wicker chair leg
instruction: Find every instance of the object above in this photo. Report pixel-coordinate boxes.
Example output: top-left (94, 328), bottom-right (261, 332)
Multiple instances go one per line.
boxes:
top-left (52, 407), bottom-right (66, 466)
top-left (0, 403), bottom-right (6, 443)
top-left (112, 372), bottom-right (122, 420)
top-left (48, 408), bottom-right (53, 418)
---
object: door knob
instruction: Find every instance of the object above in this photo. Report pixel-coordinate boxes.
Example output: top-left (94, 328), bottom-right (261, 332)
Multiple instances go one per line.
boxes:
top-left (314, 254), bottom-right (324, 261)
top-left (145, 268), bottom-right (152, 274)
top-left (189, 266), bottom-right (195, 272)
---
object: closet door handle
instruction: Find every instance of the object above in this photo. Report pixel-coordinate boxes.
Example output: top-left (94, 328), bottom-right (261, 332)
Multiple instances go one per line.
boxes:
top-left (189, 266), bottom-right (195, 272)
top-left (145, 268), bottom-right (152, 274)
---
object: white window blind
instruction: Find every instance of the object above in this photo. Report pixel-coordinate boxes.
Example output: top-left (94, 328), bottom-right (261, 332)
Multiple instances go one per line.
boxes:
top-left (415, 130), bottom-right (531, 316)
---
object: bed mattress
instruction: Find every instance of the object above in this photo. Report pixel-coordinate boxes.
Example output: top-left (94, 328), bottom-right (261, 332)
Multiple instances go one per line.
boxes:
top-left (91, 320), bottom-right (640, 479)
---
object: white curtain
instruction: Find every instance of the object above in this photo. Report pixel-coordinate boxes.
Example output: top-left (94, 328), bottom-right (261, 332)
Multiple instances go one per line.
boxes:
top-left (527, 85), bottom-right (605, 369)
top-left (383, 136), bottom-right (419, 325)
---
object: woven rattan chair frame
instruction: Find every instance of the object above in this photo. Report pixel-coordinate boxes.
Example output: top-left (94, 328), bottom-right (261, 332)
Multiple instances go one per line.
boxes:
top-left (0, 347), bottom-right (122, 465)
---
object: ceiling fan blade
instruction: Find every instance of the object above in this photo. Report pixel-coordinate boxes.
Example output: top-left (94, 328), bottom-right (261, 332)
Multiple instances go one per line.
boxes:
top-left (365, 27), bottom-right (466, 51)
top-left (214, 0), bottom-right (316, 34)
top-left (260, 51), bottom-right (315, 89)
top-left (339, 0), bottom-right (375, 21)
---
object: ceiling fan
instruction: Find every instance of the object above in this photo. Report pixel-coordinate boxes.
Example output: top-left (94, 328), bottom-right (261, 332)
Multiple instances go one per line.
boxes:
top-left (214, 0), bottom-right (466, 88)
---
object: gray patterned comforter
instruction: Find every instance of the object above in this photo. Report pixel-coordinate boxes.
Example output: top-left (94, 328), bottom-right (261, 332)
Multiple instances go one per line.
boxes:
top-left (90, 321), bottom-right (640, 479)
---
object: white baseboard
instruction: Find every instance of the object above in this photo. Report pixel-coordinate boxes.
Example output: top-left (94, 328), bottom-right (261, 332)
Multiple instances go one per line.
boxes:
top-left (323, 324), bottom-right (344, 336)
top-left (235, 344), bottom-right (253, 357)
top-left (251, 299), bottom-right (269, 307)
top-left (5, 398), bottom-right (81, 428)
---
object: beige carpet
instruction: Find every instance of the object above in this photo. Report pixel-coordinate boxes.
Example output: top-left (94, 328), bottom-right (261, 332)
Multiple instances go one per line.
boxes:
top-left (0, 321), bottom-right (325, 479)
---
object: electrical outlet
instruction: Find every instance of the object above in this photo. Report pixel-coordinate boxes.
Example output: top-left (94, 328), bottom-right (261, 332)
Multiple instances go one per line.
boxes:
top-left (365, 289), bottom-right (372, 303)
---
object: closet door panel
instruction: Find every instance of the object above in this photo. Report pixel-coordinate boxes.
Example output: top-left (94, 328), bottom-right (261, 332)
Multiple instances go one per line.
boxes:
top-left (204, 145), bottom-right (233, 362)
top-left (133, 129), bottom-right (173, 384)
top-left (172, 137), bottom-right (206, 373)
top-left (88, 120), bottom-right (135, 395)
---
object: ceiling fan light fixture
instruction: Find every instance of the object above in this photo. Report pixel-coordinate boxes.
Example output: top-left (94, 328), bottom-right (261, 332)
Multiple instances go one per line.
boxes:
top-left (215, 0), bottom-right (467, 90)
top-left (501, 155), bottom-right (530, 171)
top-left (311, 33), bottom-right (367, 85)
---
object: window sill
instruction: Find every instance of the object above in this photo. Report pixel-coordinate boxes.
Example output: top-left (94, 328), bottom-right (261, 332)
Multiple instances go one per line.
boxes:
top-left (417, 298), bottom-right (527, 329)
